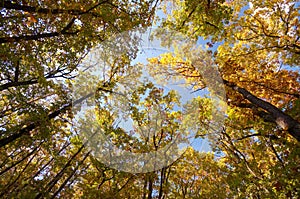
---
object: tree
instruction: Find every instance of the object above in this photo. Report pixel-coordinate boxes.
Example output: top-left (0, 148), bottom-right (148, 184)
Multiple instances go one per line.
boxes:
top-left (146, 0), bottom-right (300, 197)
top-left (1, 0), bottom-right (300, 198)
top-left (0, 0), bottom-right (158, 197)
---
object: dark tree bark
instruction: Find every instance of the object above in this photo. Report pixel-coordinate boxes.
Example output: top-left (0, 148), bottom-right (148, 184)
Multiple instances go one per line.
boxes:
top-left (0, 0), bottom-right (108, 15)
top-left (0, 142), bottom-right (42, 175)
top-left (224, 80), bottom-right (300, 142)
top-left (147, 176), bottom-right (153, 199)
top-left (0, 92), bottom-right (93, 148)
top-left (0, 79), bottom-right (39, 91)
top-left (0, 83), bottom-right (118, 148)
top-left (35, 144), bottom-right (85, 199)
top-left (50, 151), bottom-right (90, 199)
top-left (158, 168), bottom-right (166, 199)
top-left (0, 26), bottom-right (79, 43)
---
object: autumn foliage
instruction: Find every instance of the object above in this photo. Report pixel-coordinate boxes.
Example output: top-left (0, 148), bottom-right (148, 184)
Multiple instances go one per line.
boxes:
top-left (0, 0), bottom-right (300, 198)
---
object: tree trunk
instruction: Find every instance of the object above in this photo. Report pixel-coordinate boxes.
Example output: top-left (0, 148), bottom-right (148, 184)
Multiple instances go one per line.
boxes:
top-left (224, 80), bottom-right (300, 142)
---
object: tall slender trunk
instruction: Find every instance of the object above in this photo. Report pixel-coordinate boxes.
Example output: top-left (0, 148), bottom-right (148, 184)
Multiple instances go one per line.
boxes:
top-left (50, 151), bottom-right (90, 199)
top-left (34, 144), bottom-right (85, 199)
top-left (147, 175), bottom-right (153, 199)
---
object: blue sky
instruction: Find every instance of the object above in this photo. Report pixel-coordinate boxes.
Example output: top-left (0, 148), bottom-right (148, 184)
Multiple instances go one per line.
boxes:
top-left (122, 23), bottom-right (215, 152)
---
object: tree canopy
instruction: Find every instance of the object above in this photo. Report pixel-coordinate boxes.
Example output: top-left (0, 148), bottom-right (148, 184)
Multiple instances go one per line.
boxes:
top-left (1, 0), bottom-right (300, 198)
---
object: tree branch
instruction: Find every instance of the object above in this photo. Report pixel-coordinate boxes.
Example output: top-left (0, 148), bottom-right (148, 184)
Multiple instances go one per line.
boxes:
top-left (50, 151), bottom-right (90, 199)
top-left (0, 84), bottom-right (118, 148)
top-left (0, 30), bottom-right (79, 44)
top-left (1, 0), bottom-right (108, 15)
top-left (0, 92), bottom-right (92, 148)
top-left (224, 80), bottom-right (300, 142)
